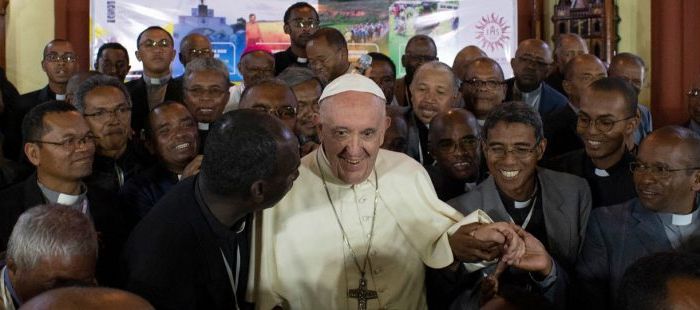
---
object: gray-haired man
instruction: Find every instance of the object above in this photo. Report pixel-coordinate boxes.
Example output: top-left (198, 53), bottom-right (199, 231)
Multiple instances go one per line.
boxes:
top-left (183, 57), bottom-right (231, 149)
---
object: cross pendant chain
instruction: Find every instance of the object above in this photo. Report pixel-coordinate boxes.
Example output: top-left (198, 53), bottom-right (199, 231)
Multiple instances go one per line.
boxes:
top-left (348, 275), bottom-right (378, 310)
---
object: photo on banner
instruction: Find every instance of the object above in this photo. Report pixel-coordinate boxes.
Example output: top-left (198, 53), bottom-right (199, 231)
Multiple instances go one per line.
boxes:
top-left (90, 0), bottom-right (517, 82)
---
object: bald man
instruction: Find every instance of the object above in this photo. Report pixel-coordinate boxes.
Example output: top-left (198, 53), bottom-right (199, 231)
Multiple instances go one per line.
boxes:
top-left (427, 108), bottom-right (483, 201)
top-left (546, 33), bottom-right (589, 95)
top-left (576, 126), bottom-right (700, 309)
top-left (460, 57), bottom-right (507, 125)
top-left (608, 52), bottom-right (653, 149)
top-left (452, 45), bottom-right (487, 82)
top-left (21, 287), bottom-right (154, 310)
top-left (226, 49), bottom-right (275, 112)
top-left (506, 39), bottom-right (567, 118)
top-left (543, 54), bottom-right (607, 159)
top-left (238, 78), bottom-right (298, 131)
top-left (395, 34), bottom-right (438, 107)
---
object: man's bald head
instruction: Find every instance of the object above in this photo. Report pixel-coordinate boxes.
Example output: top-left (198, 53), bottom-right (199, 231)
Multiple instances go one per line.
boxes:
top-left (21, 287), bottom-right (154, 310)
top-left (429, 108), bottom-right (481, 181)
top-left (511, 39), bottom-right (553, 91)
top-left (452, 45), bottom-right (487, 80)
top-left (554, 33), bottom-right (588, 73)
top-left (429, 108), bottom-right (480, 141)
top-left (608, 52), bottom-right (646, 95)
top-left (562, 54), bottom-right (607, 105)
top-left (179, 33), bottom-right (213, 66)
top-left (642, 126), bottom-right (700, 167)
top-left (402, 34), bottom-right (438, 81)
top-left (461, 57), bottom-right (506, 119)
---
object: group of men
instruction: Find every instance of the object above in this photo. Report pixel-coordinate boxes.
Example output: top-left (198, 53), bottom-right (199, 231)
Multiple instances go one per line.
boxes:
top-left (0, 1), bottom-right (699, 310)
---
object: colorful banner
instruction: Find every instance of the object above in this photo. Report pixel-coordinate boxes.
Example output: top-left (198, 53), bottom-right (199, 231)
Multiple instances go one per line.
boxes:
top-left (90, 0), bottom-right (517, 82)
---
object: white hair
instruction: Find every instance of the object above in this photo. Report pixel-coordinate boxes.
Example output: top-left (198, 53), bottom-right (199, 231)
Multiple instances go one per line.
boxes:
top-left (6, 204), bottom-right (98, 270)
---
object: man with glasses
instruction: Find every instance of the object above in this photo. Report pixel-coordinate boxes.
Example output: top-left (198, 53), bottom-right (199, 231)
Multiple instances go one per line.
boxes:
top-left (608, 53), bottom-right (653, 150)
top-left (278, 66), bottom-right (323, 156)
top-left (0, 101), bottom-right (127, 286)
top-left (174, 33), bottom-right (213, 83)
top-left (460, 57), bottom-right (507, 125)
top-left (576, 126), bottom-right (700, 309)
top-left (126, 26), bottom-right (183, 135)
top-left (543, 54), bottom-right (607, 159)
top-left (427, 108), bottom-right (483, 201)
top-left (452, 45), bottom-right (487, 84)
top-left (306, 27), bottom-right (352, 85)
top-left (275, 2), bottom-right (320, 75)
top-left (506, 39), bottom-right (567, 119)
top-left (94, 42), bottom-right (131, 83)
top-left (546, 77), bottom-right (639, 208)
top-left (687, 76), bottom-right (700, 134)
top-left (448, 101), bottom-right (591, 308)
top-left (182, 57), bottom-right (230, 150)
top-left (2, 39), bottom-right (78, 161)
top-left (239, 78), bottom-right (298, 132)
top-left (225, 47), bottom-right (275, 112)
top-left (75, 75), bottom-right (150, 195)
top-left (395, 34), bottom-right (438, 107)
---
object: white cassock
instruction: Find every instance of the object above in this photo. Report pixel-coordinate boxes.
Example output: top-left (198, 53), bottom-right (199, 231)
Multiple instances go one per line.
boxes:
top-left (256, 148), bottom-right (464, 310)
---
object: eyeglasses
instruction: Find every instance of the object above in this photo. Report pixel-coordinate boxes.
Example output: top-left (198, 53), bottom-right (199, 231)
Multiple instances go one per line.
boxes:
top-left (186, 87), bottom-right (227, 98)
top-left (436, 137), bottom-right (479, 154)
top-left (688, 88), bottom-right (700, 98)
top-left (140, 39), bottom-right (171, 49)
top-left (27, 134), bottom-right (96, 152)
top-left (630, 161), bottom-right (700, 179)
top-left (251, 105), bottom-right (297, 119)
top-left (83, 106), bottom-right (132, 121)
top-left (576, 114), bottom-right (635, 132)
top-left (515, 56), bottom-right (551, 68)
top-left (288, 19), bottom-right (319, 29)
top-left (484, 143), bottom-right (540, 159)
top-left (44, 53), bottom-right (77, 63)
top-left (188, 48), bottom-right (213, 57)
top-left (463, 78), bottom-right (506, 89)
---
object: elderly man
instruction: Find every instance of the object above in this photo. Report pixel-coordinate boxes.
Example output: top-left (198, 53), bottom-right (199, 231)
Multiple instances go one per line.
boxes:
top-left (506, 39), bottom-right (567, 119)
top-left (460, 57), bottom-right (507, 125)
top-left (546, 78), bottom-right (639, 208)
top-left (238, 78), bottom-right (298, 132)
top-left (452, 45), bottom-right (487, 82)
top-left (0, 205), bottom-right (98, 310)
top-left (94, 42), bottom-right (131, 82)
top-left (126, 26), bottom-right (182, 134)
top-left (427, 109), bottom-right (483, 202)
top-left (608, 52), bottom-right (653, 149)
top-left (257, 73), bottom-right (493, 309)
top-left (125, 110), bottom-right (300, 310)
top-left (395, 35), bottom-right (438, 107)
top-left (65, 71), bottom-right (101, 105)
top-left (688, 76), bottom-right (700, 134)
top-left (367, 52), bottom-right (398, 106)
top-left (407, 61), bottom-right (460, 164)
top-left (275, 2), bottom-right (320, 74)
top-left (182, 57), bottom-right (230, 148)
top-left (543, 54), bottom-right (607, 159)
top-left (545, 33), bottom-right (588, 95)
top-left (178, 33), bottom-right (213, 72)
top-left (576, 126), bottom-right (700, 309)
top-left (448, 102), bottom-right (592, 308)
top-left (75, 75), bottom-right (150, 195)
top-left (0, 101), bottom-right (126, 286)
top-left (225, 47), bottom-right (275, 112)
top-left (278, 67), bottom-right (323, 154)
top-left (2, 40), bottom-right (78, 161)
top-left (119, 101), bottom-right (201, 224)
top-left (307, 27), bottom-right (352, 85)
top-left (21, 287), bottom-right (154, 310)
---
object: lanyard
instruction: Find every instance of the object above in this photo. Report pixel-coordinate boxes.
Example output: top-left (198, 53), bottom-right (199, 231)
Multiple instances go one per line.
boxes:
top-left (220, 246), bottom-right (241, 310)
top-left (509, 196), bottom-right (537, 230)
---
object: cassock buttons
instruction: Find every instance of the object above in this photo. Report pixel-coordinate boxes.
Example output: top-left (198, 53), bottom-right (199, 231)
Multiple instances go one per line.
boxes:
top-left (359, 197), bottom-right (367, 204)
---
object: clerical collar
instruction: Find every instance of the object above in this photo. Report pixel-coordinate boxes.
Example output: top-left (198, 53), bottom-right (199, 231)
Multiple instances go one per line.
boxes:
top-left (594, 169), bottom-right (610, 177)
top-left (55, 93), bottom-right (66, 101)
top-left (143, 74), bottom-right (171, 86)
top-left (567, 101), bottom-right (580, 114)
top-left (37, 181), bottom-right (87, 209)
top-left (198, 122), bottom-right (210, 130)
top-left (297, 57), bottom-right (308, 63)
top-left (477, 119), bottom-right (486, 126)
top-left (658, 206), bottom-right (699, 226)
top-left (589, 151), bottom-right (634, 177)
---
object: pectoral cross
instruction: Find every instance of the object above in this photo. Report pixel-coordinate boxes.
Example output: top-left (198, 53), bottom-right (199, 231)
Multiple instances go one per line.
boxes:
top-left (348, 276), bottom-right (378, 310)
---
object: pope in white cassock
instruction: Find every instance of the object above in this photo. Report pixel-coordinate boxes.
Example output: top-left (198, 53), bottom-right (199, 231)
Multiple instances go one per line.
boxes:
top-left (257, 73), bottom-right (467, 310)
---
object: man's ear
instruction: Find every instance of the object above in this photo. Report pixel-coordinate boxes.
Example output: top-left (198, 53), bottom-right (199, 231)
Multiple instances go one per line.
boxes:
top-left (283, 23), bottom-right (291, 35)
top-left (536, 138), bottom-right (548, 161)
top-left (25, 143), bottom-right (41, 167)
top-left (691, 170), bottom-right (700, 192)
top-left (135, 50), bottom-right (142, 62)
top-left (6, 257), bottom-right (16, 273)
top-left (178, 52), bottom-right (186, 66)
top-left (401, 54), bottom-right (408, 68)
top-left (625, 108), bottom-right (641, 136)
top-left (249, 180), bottom-right (265, 204)
top-left (562, 79), bottom-right (573, 97)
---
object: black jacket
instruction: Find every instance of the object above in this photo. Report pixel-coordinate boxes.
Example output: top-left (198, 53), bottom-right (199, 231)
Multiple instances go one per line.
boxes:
top-left (542, 104), bottom-right (583, 159)
top-left (1, 85), bottom-right (55, 161)
top-left (125, 77), bottom-right (183, 135)
top-left (84, 141), bottom-right (153, 195)
top-left (0, 173), bottom-right (129, 286)
top-left (119, 163), bottom-right (178, 226)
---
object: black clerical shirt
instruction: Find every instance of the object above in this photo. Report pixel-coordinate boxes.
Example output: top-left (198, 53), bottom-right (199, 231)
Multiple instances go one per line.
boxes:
top-left (274, 47), bottom-right (309, 75)
top-left (496, 178), bottom-right (549, 250)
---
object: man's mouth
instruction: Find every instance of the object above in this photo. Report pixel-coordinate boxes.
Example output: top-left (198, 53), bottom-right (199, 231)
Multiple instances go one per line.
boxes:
top-left (174, 142), bottom-right (192, 151)
top-left (500, 170), bottom-right (520, 179)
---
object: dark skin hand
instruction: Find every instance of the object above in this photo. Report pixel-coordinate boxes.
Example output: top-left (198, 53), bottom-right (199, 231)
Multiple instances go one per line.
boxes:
top-left (448, 223), bottom-right (502, 263)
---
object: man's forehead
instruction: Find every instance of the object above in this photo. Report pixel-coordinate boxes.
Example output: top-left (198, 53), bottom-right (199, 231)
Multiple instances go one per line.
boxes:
top-left (252, 86), bottom-right (296, 106)
top-left (243, 52), bottom-right (274, 65)
top-left (44, 112), bottom-right (89, 135)
top-left (415, 67), bottom-right (452, 83)
top-left (290, 6), bottom-right (317, 19)
top-left (560, 37), bottom-right (587, 51)
top-left (188, 70), bottom-right (227, 86)
top-left (487, 122), bottom-right (536, 140)
top-left (581, 90), bottom-right (625, 110)
top-left (102, 48), bottom-right (128, 59)
top-left (184, 35), bottom-right (211, 48)
top-left (574, 59), bottom-right (607, 75)
top-left (406, 40), bottom-right (436, 55)
top-left (140, 29), bottom-right (172, 43)
top-left (467, 61), bottom-right (502, 79)
top-left (45, 42), bottom-right (75, 54)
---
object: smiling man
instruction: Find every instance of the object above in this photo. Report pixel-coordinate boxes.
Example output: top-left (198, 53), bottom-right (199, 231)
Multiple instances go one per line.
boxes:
top-left (547, 77), bottom-right (639, 208)
top-left (183, 57), bottom-right (230, 149)
top-left (576, 126), bottom-right (700, 310)
top-left (257, 73), bottom-right (473, 309)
